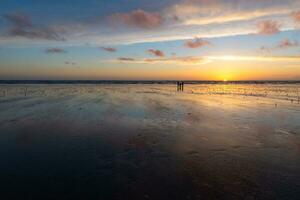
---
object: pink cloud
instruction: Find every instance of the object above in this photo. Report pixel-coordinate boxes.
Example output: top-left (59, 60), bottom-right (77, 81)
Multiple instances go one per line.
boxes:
top-left (260, 38), bottom-right (298, 52)
top-left (147, 49), bottom-right (165, 57)
top-left (277, 39), bottom-right (298, 48)
top-left (3, 12), bottom-right (65, 41)
top-left (257, 20), bottom-right (281, 35)
top-left (3, 12), bottom-right (32, 28)
top-left (101, 47), bottom-right (117, 52)
top-left (184, 38), bottom-right (210, 48)
top-left (292, 11), bottom-right (300, 24)
top-left (109, 9), bottom-right (163, 29)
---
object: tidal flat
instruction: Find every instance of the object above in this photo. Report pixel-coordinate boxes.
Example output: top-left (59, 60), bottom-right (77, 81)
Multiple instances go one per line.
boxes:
top-left (0, 84), bottom-right (299, 200)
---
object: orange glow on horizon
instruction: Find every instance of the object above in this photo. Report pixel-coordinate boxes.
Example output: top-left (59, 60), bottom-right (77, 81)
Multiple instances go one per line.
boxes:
top-left (1, 57), bottom-right (300, 81)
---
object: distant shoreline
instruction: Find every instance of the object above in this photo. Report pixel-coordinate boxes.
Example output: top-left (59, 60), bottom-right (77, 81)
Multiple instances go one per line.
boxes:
top-left (0, 80), bottom-right (300, 84)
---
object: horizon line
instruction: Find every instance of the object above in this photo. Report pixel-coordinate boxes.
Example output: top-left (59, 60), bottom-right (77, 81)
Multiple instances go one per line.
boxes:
top-left (1, 80), bottom-right (300, 84)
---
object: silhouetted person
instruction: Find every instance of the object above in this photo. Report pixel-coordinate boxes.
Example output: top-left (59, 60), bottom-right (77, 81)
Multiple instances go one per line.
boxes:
top-left (177, 81), bottom-right (184, 91)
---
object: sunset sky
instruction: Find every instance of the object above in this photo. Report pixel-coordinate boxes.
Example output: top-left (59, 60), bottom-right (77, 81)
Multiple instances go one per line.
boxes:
top-left (0, 0), bottom-right (300, 80)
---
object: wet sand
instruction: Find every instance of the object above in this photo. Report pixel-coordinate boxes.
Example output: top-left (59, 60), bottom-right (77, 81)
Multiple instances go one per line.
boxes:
top-left (0, 84), bottom-right (299, 200)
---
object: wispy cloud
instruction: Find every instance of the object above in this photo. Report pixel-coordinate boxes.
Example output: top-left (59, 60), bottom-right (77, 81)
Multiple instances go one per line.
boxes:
top-left (166, 0), bottom-right (296, 26)
top-left (101, 47), bottom-right (117, 52)
top-left (45, 48), bottom-right (67, 54)
top-left (2, 12), bottom-right (65, 41)
top-left (118, 57), bottom-right (136, 61)
top-left (147, 49), bottom-right (165, 57)
top-left (143, 56), bottom-right (209, 65)
top-left (260, 38), bottom-right (298, 52)
top-left (112, 54), bottom-right (300, 65)
top-left (184, 38), bottom-right (211, 48)
top-left (113, 56), bottom-right (209, 65)
top-left (3, 12), bottom-right (32, 27)
top-left (1, 1), bottom-right (299, 46)
top-left (260, 46), bottom-right (272, 53)
top-left (109, 9), bottom-right (163, 29)
top-left (256, 20), bottom-right (281, 35)
top-left (65, 61), bottom-right (76, 65)
top-left (277, 39), bottom-right (298, 48)
top-left (207, 55), bottom-right (300, 62)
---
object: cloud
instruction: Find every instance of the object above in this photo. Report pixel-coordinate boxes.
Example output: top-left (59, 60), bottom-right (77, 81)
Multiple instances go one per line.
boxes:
top-left (101, 47), bottom-right (117, 52)
top-left (257, 20), bottom-right (281, 35)
top-left (113, 56), bottom-right (210, 65)
top-left (260, 38), bottom-right (298, 52)
top-left (292, 11), bottom-right (300, 24)
top-left (118, 57), bottom-right (136, 61)
top-left (166, 0), bottom-right (295, 26)
top-left (45, 48), bottom-right (67, 54)
top-left (207, 55), bottom-right (300, 62)
top-left (260, 46), bottom-right (272, 53)
top-left (112, 54), bottom-right (300, 65)
top-left (147, 49), bottom-right (165, 57)
top-left (65, 61), bottom-right (76, 65)
top-left (184, 38), bottom-right (210, 48)
top-left (277, 39), bottom-right (298, 48)
top-left (109, 9), bottom-right (163, 29)
top-left (1, 1), bottom-right (299, 46)
top-left (2, 12), bottom-right (65, 41)
top-left (143, 56), bottom-right (209, 65)
top-left (3, 12), bottom-right (32, 28)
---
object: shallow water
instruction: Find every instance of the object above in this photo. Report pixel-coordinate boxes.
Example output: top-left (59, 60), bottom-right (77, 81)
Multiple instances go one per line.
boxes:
top-left (0, 84), bottom-right (299, 199)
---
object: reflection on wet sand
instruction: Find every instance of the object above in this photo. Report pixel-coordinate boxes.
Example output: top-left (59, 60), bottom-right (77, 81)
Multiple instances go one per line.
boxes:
top-left (0, 84), bottom-right (299, 199)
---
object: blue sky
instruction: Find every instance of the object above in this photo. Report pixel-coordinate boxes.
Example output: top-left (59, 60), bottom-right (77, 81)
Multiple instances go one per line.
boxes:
top-left (0, 0), bottom-right (300, 80)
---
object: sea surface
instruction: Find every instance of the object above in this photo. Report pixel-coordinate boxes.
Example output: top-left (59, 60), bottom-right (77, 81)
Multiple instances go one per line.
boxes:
top-left (0, 83), bottom-right (299, 199)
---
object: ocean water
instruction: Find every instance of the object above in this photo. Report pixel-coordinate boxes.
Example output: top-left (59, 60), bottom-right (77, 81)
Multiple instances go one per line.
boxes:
top-left (0, 83), bottom-right (299, 199)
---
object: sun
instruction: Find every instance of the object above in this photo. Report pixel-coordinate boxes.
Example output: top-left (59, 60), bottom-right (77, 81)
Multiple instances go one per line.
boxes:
top-left (223, 79), bottom-right (228, 82)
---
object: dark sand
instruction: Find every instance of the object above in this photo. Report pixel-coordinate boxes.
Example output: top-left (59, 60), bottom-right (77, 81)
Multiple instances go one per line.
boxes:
top-left (0, 84), bottom-right (299, 200)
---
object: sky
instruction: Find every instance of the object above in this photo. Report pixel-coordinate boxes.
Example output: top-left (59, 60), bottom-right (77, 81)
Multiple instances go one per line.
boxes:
top-left (0, 0), bottom-right (300, 80)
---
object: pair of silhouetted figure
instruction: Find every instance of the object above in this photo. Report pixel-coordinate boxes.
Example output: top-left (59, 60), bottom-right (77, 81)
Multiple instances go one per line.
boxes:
top-left (177, 81), bottom-right (184, 91)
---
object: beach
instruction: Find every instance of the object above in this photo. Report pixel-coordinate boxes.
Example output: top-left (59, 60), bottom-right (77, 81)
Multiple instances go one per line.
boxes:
top-left (0, 83), bottom-right (299, 199)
